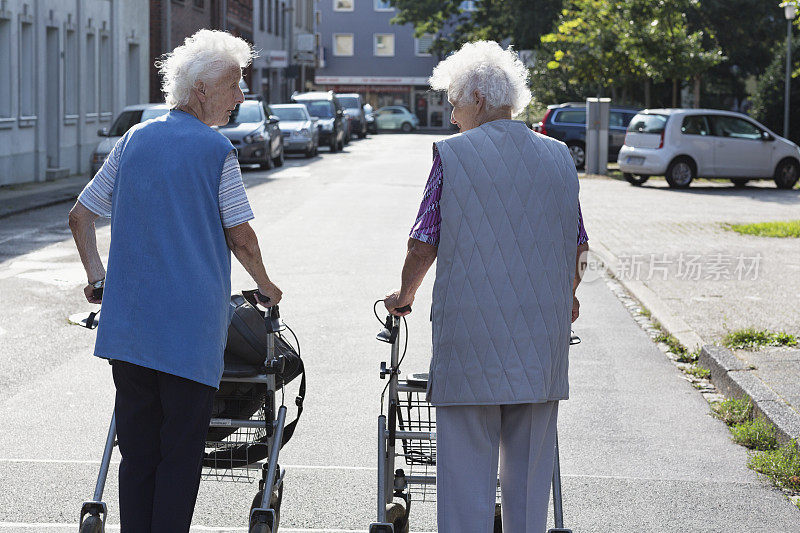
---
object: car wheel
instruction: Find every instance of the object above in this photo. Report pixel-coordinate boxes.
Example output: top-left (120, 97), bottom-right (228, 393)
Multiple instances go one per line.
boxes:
top-left (774, 158), bottom-right (800, 189)
top-left (623, 173), bottom-right (649, 186)
top-left (272, 145), bottom-right (284, 167)
top-left (665, 157), bottom-right (695, 188)
top-left (567, 142), bottom-right (586, 170)
top-left (731, 178), bottom-right (749, 188)
top-left (259, 149), bottom-right (274, 170)
top-left (401, 122), bottom-right (413, 133)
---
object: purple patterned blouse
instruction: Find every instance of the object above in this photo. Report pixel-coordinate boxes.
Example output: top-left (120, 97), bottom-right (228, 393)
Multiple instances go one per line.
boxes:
top-left (410, 146), bottom-right (589, 247)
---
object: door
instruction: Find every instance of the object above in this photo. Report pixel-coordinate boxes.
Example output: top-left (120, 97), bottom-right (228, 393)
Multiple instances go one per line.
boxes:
top-left (375, 109), bottom-right (391, 129)
top-left (45, 27), bottom-right (60, 169)
top-left (710, 115), bottom-right (772, 177)
top-left (679, 115), bottom-right (716, 176)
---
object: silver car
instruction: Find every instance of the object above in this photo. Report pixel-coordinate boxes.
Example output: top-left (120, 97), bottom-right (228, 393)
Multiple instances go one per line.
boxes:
top-left (90, 104), bottom-right (170, 177)
top-left (271, 104), bottom-right (319, 158)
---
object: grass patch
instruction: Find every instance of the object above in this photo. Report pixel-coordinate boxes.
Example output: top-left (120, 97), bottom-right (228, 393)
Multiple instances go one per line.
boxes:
top-left (686, 365), bottom-right (711, 379)
top-left (749, 441), bottom-right (800, 492)
top-left (677, 348), bottom-right (700, 363)
top-left (655, 332), bottom-right (688, 357)
top-left (712, 397), bottom-right (753, 426)
top-left (731, 417), bottom-right (779, 450)
top-left (725, 220), bottom-right (800, 238)
top-left (724, 328), bottom-right (798, 350)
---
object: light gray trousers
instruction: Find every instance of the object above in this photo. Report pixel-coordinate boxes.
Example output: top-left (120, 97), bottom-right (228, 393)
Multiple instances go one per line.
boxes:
top-left (436, 401), bottom-right (559, 533)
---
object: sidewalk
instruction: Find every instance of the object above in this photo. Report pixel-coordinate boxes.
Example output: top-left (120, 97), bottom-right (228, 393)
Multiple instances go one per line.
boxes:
top-left (579, 174), bottom-right (800, 444)
top-left (0, 174), bottom-right (88, 219)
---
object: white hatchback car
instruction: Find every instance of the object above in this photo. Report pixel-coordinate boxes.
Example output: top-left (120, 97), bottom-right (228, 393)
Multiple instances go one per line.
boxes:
top-left (618, 109), bottom-right (800, 189)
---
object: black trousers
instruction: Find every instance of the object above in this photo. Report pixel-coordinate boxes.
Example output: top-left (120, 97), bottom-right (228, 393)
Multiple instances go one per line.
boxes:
top-left (111, 360), bottom-right (216, 533)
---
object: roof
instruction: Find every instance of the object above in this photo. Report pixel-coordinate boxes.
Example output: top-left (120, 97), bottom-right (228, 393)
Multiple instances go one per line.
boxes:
top-left (638, 108), bottom-right (750, 117)
top-left (271, 103), bottom-right (307, 108)
top-left (292, 91), bottom-right (334, 100)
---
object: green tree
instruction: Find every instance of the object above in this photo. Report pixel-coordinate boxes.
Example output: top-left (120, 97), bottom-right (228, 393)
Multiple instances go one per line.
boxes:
top-left (388, 0), bottom-right (563, 54)
top-left (539, 0), bottom-right (723, 107)
top-left (751, 40), bottom-right (800, 144)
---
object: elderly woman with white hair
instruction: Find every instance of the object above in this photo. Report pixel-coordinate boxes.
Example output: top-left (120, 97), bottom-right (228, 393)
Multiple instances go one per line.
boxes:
top-left (384, 41), bottom-right (589, 532)
top-left (68, 30), bottom-right (282, 531)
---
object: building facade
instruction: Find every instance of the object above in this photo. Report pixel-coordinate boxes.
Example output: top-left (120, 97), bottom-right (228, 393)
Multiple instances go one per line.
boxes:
top-left (0, 0), bottom-right (150, 186)
top-left (251, 0), bottom-right (317, 104)
top-left (314, 0), bottom-right (451, 129)
top-left (149, 0), bottom-right (254, 103)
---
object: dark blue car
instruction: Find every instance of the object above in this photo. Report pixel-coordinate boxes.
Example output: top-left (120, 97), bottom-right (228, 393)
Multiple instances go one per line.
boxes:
top-left (534, 103), bottom-right (641, 169)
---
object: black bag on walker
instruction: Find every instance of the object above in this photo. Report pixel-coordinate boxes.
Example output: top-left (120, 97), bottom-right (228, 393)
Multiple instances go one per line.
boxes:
top-left (205, 293), bottom-right (305, 446)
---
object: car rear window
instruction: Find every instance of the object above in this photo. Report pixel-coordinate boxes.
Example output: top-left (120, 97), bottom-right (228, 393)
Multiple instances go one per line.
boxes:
top-left (554, 110), bottom-right (586, 124)
top-left (337, 96), bottom-right (360, 109)
top-left (627, 113), bottom-right (668, 134)
top-left (301, 100), bottom-right (334, 118)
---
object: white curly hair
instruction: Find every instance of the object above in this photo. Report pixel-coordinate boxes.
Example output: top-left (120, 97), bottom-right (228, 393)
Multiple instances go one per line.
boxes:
top-left (155, 29), bottom-right (257, 107)
top-left (429, 41), bottom-right (531, 115)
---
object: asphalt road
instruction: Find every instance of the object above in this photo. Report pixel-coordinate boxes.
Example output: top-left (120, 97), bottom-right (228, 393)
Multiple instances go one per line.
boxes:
top-left (0, 132), bottom-right (797, 532)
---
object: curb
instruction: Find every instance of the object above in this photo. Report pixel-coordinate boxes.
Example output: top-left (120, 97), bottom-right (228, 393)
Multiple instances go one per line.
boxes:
top-left (591, 240), bottom-right (800, 445)
top-left (0, 177), bottom-right (86, 219)
top-left (699, 345), bottom-right (800, 445)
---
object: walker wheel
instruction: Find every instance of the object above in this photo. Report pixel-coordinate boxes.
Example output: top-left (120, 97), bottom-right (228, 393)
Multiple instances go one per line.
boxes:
top-left (79, 515), bottom-right (103, 533)
top-left (250, 484), bottom-right (283, 528)
top-left (249, 524), bottom-right (271, 533)
top-left (386, 502), bottom-right (409, 533)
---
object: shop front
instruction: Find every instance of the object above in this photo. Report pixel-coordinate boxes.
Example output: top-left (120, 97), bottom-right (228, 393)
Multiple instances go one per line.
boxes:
top-left (315, 76), bottom-right (452, 130)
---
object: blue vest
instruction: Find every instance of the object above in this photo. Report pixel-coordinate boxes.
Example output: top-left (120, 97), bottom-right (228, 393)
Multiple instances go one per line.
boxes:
top-left (94, 110), bottom-right (235, 388)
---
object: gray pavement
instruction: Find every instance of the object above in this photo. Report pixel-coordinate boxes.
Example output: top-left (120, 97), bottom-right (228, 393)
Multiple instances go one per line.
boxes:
top-left (0, 135), bottom-right (798, 531)
top-left (579, 174), bottom-right (800, 444)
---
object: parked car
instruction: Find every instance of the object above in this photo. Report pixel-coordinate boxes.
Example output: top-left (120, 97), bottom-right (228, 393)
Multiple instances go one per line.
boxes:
top-left (375, 106), bottom-right (419, 132)
top-left (364, 103), bottom-right (378, 134)
top-left (535, 102), bottom-right (640, 169)
top-left (271, 103), bottom-right (319, 158)
top-left (292, 91), bottom-right (346, 152)
top-left (619, 109), bottom-right (800, 189)
top-left (218, 98), bottom-right (284, 170)
top-left (336, 93), bottom-right (368, 139)
top-left (91, 103), bottom-right (170, 176)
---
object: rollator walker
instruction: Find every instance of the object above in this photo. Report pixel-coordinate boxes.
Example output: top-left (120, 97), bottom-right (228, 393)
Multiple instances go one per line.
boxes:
top-left (368, 307), bottom-right (577, 533)
top-left (74, 290), bottom-right (303, 533)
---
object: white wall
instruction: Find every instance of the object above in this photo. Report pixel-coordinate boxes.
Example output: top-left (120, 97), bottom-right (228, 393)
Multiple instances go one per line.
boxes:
top-left (0, 0), bottom-right (149, 186)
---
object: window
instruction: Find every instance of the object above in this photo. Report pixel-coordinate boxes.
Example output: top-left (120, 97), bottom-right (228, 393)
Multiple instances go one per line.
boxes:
top-left (65, 29), bottom-right (78, 116)
top-left (681, 115), bottom-right (710, 136)
top-left (193, 0), bottom-right (205, 7)
top-left (334, 0), bottom-right (354, 11)
top-left (259, 0), bottom-right (265, 31)
top-left (710, 115), bottom-right (761, 140)
top-left (553, 109), bottom-right (585, 124)
top-left (126, 44), bottom-right (140, 105)
top-left (374, 33), bottom-right (395, 57)
top-left (0, 18), bottom-right (11, 118)
top-left (333, 34), bottom-right (353, 56)
top-left (280, 1), bottom-right (286, 37)
top-left (274, 0), bottom-right (279, 34)
top-left (627, 113), bottom-right (667, 134)
top-left (19, 21), bottom-right (34, 117)
top-left (85, 33), bottom-right (96, 115)
top-left (375, 0), bottom-right (393, 11)
top-left (609, 111), bottom-right (625, 128)
top-left (99, 34), bottom-right (112, 114)
top-left (415, 34), bottom-right (434, 56)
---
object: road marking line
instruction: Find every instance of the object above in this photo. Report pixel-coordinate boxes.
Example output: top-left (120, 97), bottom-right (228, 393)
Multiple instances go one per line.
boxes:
top-left (0, 459), bottom-right (759, 484)
top-left (0, 524), bottom-right (413, 532)
top-left (0, 458), bottom-right (376, 471)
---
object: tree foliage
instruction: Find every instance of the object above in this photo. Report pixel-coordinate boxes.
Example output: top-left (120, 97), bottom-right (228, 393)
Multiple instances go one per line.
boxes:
top-left (751, 40), bottom-right (800, 144)
top-left (388, 0), bottom-right (563, 54)
top-left (537, 0), bottom-right (724, 103)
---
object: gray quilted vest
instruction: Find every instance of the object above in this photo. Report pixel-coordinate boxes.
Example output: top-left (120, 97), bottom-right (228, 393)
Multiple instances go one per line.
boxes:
top-left (428, 119), bottom-right (579, 406)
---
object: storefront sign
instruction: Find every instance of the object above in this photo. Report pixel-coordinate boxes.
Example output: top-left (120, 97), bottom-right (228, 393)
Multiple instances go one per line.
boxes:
top-left (266, 50), bottom-right (289, 68)
top-left (315, 75), bottom-right (429, 86)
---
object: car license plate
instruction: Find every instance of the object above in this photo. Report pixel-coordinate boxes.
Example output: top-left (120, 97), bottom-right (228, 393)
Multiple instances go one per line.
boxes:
top-left (627, 156), bottom-right (645, 165)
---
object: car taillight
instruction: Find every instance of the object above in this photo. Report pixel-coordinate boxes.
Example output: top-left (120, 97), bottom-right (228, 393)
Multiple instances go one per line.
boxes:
top-left (657, 130), bottom-right (665, 149)
top-left (540, 109), bottom-right (553, 136)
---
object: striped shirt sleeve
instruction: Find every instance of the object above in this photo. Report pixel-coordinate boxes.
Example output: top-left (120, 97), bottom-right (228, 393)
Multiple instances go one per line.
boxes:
top-left (577, 201), bottom-right (589, 245)
top-left (409, 147), bottom-right (443, 246)
top-left (77, 138), bottom-right (123, 218)
top-left (218, 150), bottom-right (255, 228)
